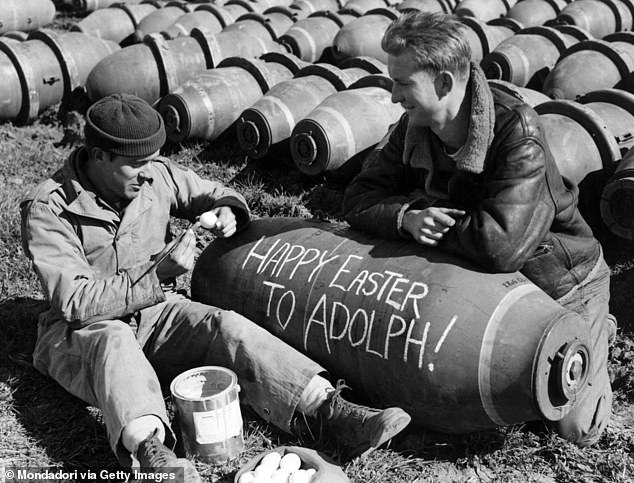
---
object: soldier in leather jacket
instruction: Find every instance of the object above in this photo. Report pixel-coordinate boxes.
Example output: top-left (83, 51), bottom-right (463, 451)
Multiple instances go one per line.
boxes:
top-left (343, 11), bottom-right (615, 447)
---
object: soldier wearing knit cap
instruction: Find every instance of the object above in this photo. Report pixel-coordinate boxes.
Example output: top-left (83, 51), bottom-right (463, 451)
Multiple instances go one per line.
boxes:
top-left (20, 94), bottom-right (411, 481)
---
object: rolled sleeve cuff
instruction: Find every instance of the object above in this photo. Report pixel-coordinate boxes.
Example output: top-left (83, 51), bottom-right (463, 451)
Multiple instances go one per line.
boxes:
top-left (127, 262), bottom-right (166, 310)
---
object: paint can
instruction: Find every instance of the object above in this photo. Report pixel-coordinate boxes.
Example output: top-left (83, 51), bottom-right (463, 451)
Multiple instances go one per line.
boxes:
top-left (170, 366), bottom-right (244, 465)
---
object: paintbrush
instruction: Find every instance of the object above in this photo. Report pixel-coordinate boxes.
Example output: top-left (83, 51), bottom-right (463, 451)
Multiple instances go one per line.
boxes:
top-left (130, 220), bottom-right (200, 286)
top-left (130, 212), bottom-right (219, 286)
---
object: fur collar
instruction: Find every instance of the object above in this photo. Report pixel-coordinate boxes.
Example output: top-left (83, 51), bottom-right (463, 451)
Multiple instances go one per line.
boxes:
top-left (403, 62), bottom-right (495, 174)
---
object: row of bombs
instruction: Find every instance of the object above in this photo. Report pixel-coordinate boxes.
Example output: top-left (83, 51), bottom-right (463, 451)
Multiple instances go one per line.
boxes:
top-left (76, 8), bottom-right (567, 99)
top-left (63, 0), bottom-right (634, 28)
top-left (71, 0), bottom-right (400, 47)
top-left (0, 0), bottom-right (623, 118)
top-left (454, 0), bottom-right (634, 31)
top-left (0, 4), bottom-right (517, 125)
top-left (70, 1), bottom-right (634, 94)
top-left (2, 0), bottom-right (631, 47)
top-left (56, 0), bottom-right (213, 15)
top-left (5, 0), bottom-right (628, 114)
top-left (488, 30), bottom-right (634, 100)
top-left (67, 0), bottom-right (634, 49)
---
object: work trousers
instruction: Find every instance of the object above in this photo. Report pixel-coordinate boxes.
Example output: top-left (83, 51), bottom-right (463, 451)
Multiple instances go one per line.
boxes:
top-left (552, 251), bottom-right (615, 447)
top-left (32, 293), bottom-right (324, 465)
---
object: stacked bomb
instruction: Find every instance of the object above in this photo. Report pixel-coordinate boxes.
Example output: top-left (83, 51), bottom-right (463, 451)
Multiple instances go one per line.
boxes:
top-left (71, 1), bottom-right (165, 44)
top-left (85, 26), bottom-right (286, 105)
top-left (65, 0), bottom-right (153, 15)
top-left (0, 29), bottom-right (119, 124)
top-left (0, 0), bottom-right (56, 35)
top-left (288, 74), bottom-right (403, 175)
top-left (81, 0), bottom-right (361, 105)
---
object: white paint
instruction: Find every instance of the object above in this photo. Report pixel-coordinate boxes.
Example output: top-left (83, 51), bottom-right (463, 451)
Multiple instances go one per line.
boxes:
top-left (478, 284), bottom-right (539, 426)
top-left (434, 315), bottom-right (458, 353)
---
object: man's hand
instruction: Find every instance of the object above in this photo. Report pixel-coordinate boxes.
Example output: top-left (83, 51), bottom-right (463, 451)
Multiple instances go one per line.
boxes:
top-left (402, 207), bottom-right (466, 246)
top-left (200, 207), bottom-right (237, 238)
top-left (155, 228), bottom-right (198, 281)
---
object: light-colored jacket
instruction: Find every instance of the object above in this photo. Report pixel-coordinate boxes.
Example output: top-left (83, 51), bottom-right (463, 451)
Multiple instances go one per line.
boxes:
top-left (21, 148), bottom-right (249, 328)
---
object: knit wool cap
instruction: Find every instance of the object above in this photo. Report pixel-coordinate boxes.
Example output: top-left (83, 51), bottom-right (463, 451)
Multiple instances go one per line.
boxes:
top-left (84, 93), bottom-right (166, 157)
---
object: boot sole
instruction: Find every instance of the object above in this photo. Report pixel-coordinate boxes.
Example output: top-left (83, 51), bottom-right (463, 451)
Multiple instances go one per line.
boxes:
top-left (361, 408), bottom-right (412, 458)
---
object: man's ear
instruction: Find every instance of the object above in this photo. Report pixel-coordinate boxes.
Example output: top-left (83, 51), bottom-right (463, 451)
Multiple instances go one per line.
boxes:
top-left (89, 146), bottom-right (109, 164)
top-left (435, 71), bottom-right (454, 99)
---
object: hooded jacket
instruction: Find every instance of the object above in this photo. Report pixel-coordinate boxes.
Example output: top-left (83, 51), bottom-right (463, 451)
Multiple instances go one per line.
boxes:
top-left (21, 148), bottom-right (250, 328)
top-left (343, 63), bottom-right (600, 300)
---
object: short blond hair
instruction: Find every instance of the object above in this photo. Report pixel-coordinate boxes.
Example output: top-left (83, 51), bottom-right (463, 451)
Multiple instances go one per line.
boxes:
top-left (382, 11), bottom-right (471, 79)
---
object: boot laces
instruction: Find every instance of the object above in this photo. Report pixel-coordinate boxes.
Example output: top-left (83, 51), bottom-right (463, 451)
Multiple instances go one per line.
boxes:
top-left (139, 431), bottom-right (172, 468)
top-left (328, 379), bottom-right (376, 422)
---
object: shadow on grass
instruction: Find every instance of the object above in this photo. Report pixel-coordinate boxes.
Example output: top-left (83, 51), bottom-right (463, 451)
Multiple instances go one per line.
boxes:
top-left (0, 297), bottom-right (117, 471)
top-left (578, 169), bottom-right (634, 334)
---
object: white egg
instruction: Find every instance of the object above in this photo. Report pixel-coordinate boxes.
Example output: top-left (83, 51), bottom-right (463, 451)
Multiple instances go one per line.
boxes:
top-left (238, 471), bottom-right (257, 483)
top-left (288, 469), bottom-right (310, 483)
top-left (259, 451), bottom-right (282, 470)
top-left (279, 453), bottom-right (302, 473)
top-left (270, 468), bottom-right (291, 483)
top-left (254, 463), bottom-right (275, 480)
top-left (305, 468), bottom-right (316, 482)
top-left (199, 211), bottom-right (218, 229)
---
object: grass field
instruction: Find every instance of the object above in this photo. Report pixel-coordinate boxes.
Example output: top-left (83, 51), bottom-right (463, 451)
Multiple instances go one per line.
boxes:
top-left (2, 11), bottom-right (634, 482)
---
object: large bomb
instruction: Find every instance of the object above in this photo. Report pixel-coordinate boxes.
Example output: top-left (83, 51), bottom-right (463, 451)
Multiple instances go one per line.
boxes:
top-left (0, 30), bottom-right (120, 123)
top-left (0, 0), bottom-right (56, 35)
top-left (542, 39), bottom-right (634, 100)
top-left (458, 16), bottom-right (521, 62)
top-left (455, 0), bottom-right (518, 22)
top-left (331, 8), bottom-right (399, 64)
top-left (481, 26), bottom-right (582, 90)
top-left (505, 0), bottom-right (568, 28)
top-left (289, 74), bottom-right (403, 175)
top-left (278, 10), bottom-right (360, 63)
top-left (191, 217), bottom-right (592, 433)
top-left (535, 99), bottom-right (621, 185)
top-left (552, 0), bottom-right (634, 39)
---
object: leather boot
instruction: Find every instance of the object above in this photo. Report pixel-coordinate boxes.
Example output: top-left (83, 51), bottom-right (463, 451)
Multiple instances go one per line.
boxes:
top-left (136, 429), bottom-right (202, 483)
top-left (318, 380), bottom-right (411, 458)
